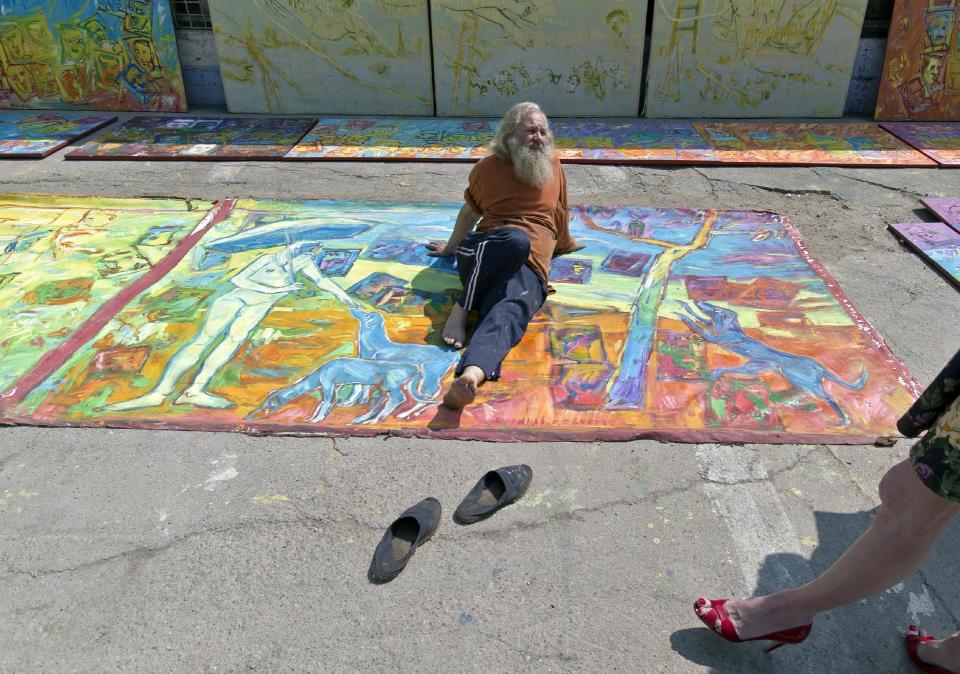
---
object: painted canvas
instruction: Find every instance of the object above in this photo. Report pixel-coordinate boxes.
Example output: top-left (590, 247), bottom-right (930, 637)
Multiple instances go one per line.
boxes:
top-left (207, 0), bottom-right (433, 115)
top-left (0, 193), bottom-right (217, 397)
top-left (0, 111), bottom-right (115, 157)
top-left (1, 198), bottom-right (916, 444)
top-left (286, 118), bottom-right (718, 163)
top-left (875, 0), bottom-right (960, 121)
top-left (693, 123), bottom-right (936, 166)
top-left (65, 116), bottom-right (316, 160)
top-left (430, 1), bottom-right (648, 116)
top-left (890, 221), bottom-right (960, 289)
top-left (0, 0), bottom-right (186, 111)
top-left (286, 117), bottom-right (496, 161)
top-left (644, 0), bottom-right (869, 118)
top-left (881, 123), bottom-right (960, 166)
top-left (922, 197), bottom-right (960, 229)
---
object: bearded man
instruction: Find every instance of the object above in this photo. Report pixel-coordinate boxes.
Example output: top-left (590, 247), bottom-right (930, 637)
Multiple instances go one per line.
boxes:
top-left (426, 102), bottom-right (579, 409)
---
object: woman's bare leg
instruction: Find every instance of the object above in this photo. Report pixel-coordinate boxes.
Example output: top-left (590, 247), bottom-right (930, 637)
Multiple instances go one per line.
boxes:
top-left (699, 460), bottom-right (960, 639)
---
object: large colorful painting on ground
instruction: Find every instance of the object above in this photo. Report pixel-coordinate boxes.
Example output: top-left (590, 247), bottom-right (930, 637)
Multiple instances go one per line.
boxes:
top-left (430, 1), bottom-right (648, 116)
top-left (890, 222), bottom-right (960, 289)
top-left (0, 111), bottom-right (115, 157)
top-left (882, 123), bottom-right (960, 166)
top-left (0, 0), bottom-right (186, 111)
top-left (644, 0), bottom-right (869, 118)
top-left (0, 193), bottom-right (215, 396)
top-left (875, 0), bottom-right (960, 121)
top-left (693, 123), bottom-right (936, 166)
top-left (1, 198), bottom-right (916, 444)
top-left (285, 118), bottom-right (718, 163)
top-left (922, 197), bottom-right (960, 230)
top-left (66, 116), bottom-right (316, 160)
top-left (207, 0), bottom-right (433, 115)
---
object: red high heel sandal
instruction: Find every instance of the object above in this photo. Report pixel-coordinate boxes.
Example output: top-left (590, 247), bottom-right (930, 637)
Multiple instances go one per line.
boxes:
top-left (694, 598), bottom-right (812, 653)
top-left (906, 625), bottom-right (959, 674)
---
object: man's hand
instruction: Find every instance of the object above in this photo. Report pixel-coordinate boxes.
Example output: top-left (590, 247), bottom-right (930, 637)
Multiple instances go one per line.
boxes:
top-left (425, 241), bottom-right (456, 257)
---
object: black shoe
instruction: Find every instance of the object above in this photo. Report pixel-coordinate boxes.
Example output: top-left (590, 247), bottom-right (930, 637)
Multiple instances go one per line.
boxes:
top-left (453, 465), bottom-right (532, 525)
top-left (368, 497), bottom-right (441, 583)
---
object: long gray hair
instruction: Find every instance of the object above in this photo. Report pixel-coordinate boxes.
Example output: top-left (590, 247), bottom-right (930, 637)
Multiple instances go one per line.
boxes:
top-left (489, 102), bottom-right (551, 161)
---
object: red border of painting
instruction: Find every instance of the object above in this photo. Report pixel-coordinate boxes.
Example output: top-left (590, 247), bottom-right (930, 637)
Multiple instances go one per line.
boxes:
top-left (880, 124), bottom-right (960, 167)
top-left (0, 116), bottom-right (117, 159)
top-left (281, 119), bottom-right (722, 164)
top-left (0, 199), bottom-right (236, 410)
top-left (64, 119), bottom-right (316, 161)
top-left (781, 217), bottom-right (920, 402)
top-left (0, 203), bottom-right (919, 444)
top-left (696, 123), bottom-right (937, 168)
top-left (282, 153), bottom-right (722, 165)
top-left (889, 222), bottom-right (960, 292)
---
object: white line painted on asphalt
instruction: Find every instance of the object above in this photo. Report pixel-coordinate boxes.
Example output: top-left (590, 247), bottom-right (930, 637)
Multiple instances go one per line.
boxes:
top-left (696, 444), bottom-right (805, 589)
top-left (908, 587), bottom-right (936, 623)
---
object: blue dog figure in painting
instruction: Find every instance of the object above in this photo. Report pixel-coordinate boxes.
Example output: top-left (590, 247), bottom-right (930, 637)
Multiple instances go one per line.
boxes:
top-left (675, 300), bottom-right (867, 425)
top-left (350, 308), bottom-right (460, 417)
top-left (249, 308), bottom-right (459, 424)
top-left (253, 357), bottom-right (438, 425)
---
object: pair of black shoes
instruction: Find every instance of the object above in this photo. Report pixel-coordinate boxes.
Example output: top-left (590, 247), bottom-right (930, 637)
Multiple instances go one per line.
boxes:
top-left (368, 464), bottom-right (533, 584)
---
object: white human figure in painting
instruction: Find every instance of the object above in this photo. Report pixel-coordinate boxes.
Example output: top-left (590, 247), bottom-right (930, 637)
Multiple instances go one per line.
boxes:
top-left (106, 240), bottom-right (359, 411)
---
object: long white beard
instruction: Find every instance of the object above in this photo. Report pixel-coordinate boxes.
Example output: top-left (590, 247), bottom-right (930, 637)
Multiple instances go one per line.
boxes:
top-left (508, 137), bottom-right (555, 188)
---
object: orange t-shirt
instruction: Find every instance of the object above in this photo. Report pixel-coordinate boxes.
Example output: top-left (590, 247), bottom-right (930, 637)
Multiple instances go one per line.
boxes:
top-left (463, 154), bottom-right (578, 288)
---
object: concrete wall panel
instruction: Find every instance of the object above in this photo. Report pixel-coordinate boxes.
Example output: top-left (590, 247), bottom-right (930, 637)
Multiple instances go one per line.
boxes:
top-left (644, 0), bottom-right (869, 118)
top-left (430, 1), bottom-right (648, 117)
top-left (208, 0), bottom-right (433, 115)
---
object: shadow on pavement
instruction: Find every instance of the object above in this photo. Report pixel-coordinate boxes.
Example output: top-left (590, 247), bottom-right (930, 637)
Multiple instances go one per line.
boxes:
top-left (672, 509), bottom-right (960, 672)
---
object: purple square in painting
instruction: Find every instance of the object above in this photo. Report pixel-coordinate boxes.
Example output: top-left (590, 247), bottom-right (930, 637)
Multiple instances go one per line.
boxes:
top-left (922, 197), bottom-right (960, 230)
top-left (364, 236), bottom-right (418, 261)
top-left (550, 258), bottom-right (593, 284)
top-left (363, 236), bottom-right (457, 272)
top-left (317, 248), bottom-right (360, 276)
top-left (601, 251), bottom-right (651, 277)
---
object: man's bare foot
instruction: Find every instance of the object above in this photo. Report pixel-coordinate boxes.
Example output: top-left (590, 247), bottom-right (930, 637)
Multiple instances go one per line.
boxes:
top-left (443, 302), bottom-right (467, 348)
top-left (443, 366), bottom-right (485, 409)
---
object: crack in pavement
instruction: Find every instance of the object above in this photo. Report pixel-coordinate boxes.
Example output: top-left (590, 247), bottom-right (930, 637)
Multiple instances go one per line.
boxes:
top-left (815, 168), bottom-right (928, 199)
top-left (692, 169), bottom-right (843, 199)
top-left (0, 516), bottom-right (328, 580)
top-left (0, 451), bottom-right (23, 472)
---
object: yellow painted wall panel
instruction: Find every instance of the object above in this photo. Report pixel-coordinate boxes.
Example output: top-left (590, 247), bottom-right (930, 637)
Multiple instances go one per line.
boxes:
top-left (208, 0), bottom-right (434, 115)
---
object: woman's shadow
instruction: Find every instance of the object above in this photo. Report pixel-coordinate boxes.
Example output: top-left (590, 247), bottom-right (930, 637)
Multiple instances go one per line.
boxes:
top-left (671, 510), bottom-right (960, 672)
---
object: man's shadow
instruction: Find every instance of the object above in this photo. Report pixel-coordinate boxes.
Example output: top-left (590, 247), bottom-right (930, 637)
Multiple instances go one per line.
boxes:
top-left (670, 510), bottom-right (960, 672)
top-left (407, 264), bottom-right (465, 430)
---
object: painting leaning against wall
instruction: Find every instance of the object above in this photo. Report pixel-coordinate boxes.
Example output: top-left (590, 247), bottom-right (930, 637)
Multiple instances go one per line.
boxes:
top-left (430, 1), bottom-right (648, 116)
top-left (644, 0), bottom-right (869, 118)
top-left (207, 0), bottom-right (434, 115)
top-left (875, 0), bottom-right (960, 121)
top-left (1, 198), bottom-right (917, 444)
top-left (0, 0), bottom-right (186, 111)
